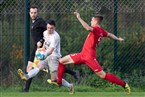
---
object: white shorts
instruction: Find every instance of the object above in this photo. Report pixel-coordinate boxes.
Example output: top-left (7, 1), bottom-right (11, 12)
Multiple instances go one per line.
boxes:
top-left (39, 55), bottom-right (59, 74)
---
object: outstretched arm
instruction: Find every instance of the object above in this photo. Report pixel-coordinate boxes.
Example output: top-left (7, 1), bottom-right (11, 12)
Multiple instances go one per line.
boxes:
top-left (74, 12), bottom-right (93, 32)
top-left (107, 33), bottom-right (124, 42)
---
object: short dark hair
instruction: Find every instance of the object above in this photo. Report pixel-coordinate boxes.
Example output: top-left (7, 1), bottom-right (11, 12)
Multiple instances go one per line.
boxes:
top-left (94, 14), bottom-right (103, 22)
top-left (47, 20), bottom-right (56, 27)
top-left (30, 5), bottom-right (38, 10)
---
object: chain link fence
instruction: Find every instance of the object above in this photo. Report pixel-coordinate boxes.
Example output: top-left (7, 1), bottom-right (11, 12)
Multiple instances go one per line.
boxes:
top-left (0, 0), bottom-right (145, 90)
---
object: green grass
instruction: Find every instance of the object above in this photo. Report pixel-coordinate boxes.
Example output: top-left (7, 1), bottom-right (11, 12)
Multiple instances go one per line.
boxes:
top-left (0, 85), bottom-right (144, 97)
top-left (0, 92), bottom-right (145, 97)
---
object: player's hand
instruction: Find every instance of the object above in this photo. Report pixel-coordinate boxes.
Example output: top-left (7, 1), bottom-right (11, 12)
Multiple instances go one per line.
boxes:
top-left (74, 11), bottom-right (80, 18)
top-left (118, 37), bottom-right (124, 42)
top-left (37, 41), bottom-right (42, 48)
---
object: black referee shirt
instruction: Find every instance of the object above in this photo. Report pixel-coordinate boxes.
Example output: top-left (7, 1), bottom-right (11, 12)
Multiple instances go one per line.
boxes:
top-left (31, 17), bottom-right (47, 44)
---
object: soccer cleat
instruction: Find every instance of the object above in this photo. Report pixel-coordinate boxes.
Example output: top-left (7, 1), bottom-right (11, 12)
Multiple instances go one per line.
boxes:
top-left (18, 69), bottom-right (27, 81)
top-left (42, 68), bottom-right (48, 73)
top-left (68, 84), bottom-right (74, 94)
top-left (47, 79), bottom-right (60, 86)
top-left (124, 83), bottom-right (131, 95)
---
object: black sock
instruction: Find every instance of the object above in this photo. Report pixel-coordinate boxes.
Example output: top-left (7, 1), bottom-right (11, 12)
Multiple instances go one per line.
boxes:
top-left (23, 78), bottom-right (33, 92)
top-left (65, 68), bottom-right (76, 76)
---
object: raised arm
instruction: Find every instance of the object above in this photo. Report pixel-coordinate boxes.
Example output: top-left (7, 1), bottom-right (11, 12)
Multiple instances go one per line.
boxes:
top-left (107, 33), bottom-right (124, 42)
top-left (74, 12), bottom-right (93, 32)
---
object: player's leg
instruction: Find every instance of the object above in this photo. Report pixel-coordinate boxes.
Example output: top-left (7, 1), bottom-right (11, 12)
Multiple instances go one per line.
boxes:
top-left (97, 70), bottom-right (131, 94)
top-left (47, 56), bottom-right (74, 94)
top-left (47, 56), bottom-right (60, 85)
top-left (96, 70), bottom-right (125, 85)
top-left (26, 67), bottom-right (41, 79)
top-left (65, 68), bottom-right (80, 83)
top-left (23, 57), bottom-right (40, 92)
top-left (18, 65), bottom-right (42, 80)
top-left (26, 61), bottom-right (33, 72)
top-left (57, 53), bottom-right (83, 84)
top-left (23, 78), bottom-right (33, 92)
top-left (18, 61), bottom-right (45, 81)
top-left (22, 61), bottom-right (33, 92)
top-left (86, 58), bottom-right (131, 94)
top-left (27, 59), bottom-right (47, 78)
top-left (57, 55), bottom-right (75, 84)
top-left (26, 46), bottom-right (37, 72)
top-left (47, 78), bottom-right (74, 94)
top-left (18, 61), bottom-right (34, 80)
top-left (61, 79), bottom-right (74, 94)
top-left (47, 57), bottom-right (74, 94)
top-left (23, 45), bottom-right (37, 92)
top-left (47, 56), bottom-right (59, 80)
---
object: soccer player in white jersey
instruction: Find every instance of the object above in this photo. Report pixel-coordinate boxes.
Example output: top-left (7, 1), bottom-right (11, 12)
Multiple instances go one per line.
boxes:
top-left (18, 20), bottom-right (74, 94)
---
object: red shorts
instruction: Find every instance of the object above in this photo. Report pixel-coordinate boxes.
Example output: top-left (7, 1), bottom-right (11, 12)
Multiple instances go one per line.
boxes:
top-left (69, 52), bottom-right (102, 72)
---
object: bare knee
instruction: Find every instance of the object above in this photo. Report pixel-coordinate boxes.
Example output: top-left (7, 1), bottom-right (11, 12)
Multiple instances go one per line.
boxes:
top-left (59, 58), bottom-right (63, 64)
top-left (59, 55), bottom-right (74, 65)
top-left (96, 70), bottom-right (106, 79)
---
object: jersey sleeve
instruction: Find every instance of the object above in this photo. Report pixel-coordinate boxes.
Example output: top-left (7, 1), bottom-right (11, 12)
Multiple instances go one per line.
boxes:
top-left (49, 37), bottom-right (57, 48)
top-left (92, 26), bottom-right (108, 37)
top-left (102, 29), bottom-right (108, 37)
top-left (43, 31), bottom-right (47, 41)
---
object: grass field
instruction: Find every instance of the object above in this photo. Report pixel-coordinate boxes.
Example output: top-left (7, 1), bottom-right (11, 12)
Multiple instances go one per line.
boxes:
top-left (0, 85), bottom-right (144, 97)
top-left (0, 92), bottom-right (145, 97)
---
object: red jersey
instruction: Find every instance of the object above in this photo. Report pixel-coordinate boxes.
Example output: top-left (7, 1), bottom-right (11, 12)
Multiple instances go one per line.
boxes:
top-left (81, 26), bottom-right (108, 57)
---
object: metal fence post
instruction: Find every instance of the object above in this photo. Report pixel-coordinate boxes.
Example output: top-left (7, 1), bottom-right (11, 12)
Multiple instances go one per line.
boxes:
top-left (24, 0), bottom-right (30, 72)
top-left (113, 0), bottom-right (118, 70)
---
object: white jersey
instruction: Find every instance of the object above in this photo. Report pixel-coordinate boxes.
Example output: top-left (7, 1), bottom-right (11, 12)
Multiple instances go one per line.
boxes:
top-left (43, 30), bottom-right (61, 58)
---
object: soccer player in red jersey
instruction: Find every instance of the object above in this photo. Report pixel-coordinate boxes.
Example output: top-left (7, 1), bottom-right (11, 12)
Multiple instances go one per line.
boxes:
top-left (49, 11), bottom-right (131, 94)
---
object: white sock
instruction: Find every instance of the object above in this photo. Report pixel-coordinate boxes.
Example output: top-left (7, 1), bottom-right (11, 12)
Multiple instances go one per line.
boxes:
top-left (27, 68), bottom-right (40, 79)
top-left (62, 78), bottom-right (72, 88)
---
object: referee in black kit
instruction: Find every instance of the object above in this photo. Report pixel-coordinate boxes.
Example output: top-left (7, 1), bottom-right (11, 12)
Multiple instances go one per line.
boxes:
top-left (23, 5), bottom-right (46, 92)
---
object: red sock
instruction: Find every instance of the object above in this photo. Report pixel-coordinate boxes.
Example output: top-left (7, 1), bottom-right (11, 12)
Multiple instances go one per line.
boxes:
top-left (104, 73), bottom-right (125, 87)
top-left (57, 62), bottom-right (65, 84)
